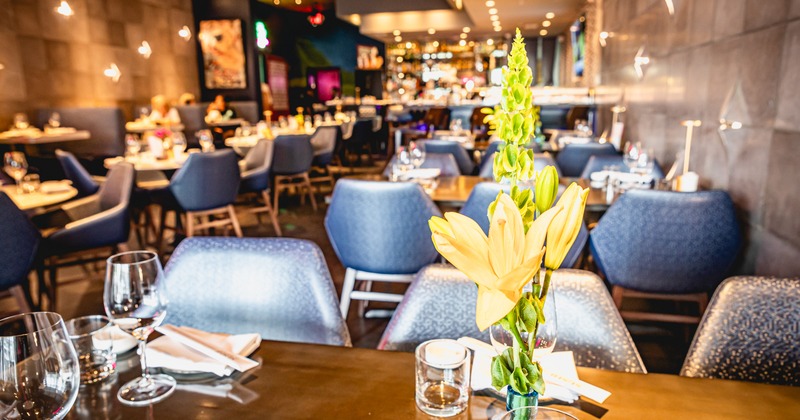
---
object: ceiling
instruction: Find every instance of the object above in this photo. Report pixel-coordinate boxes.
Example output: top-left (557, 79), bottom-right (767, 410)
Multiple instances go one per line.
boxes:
top-left (263, 0), bottom-right (335, 13)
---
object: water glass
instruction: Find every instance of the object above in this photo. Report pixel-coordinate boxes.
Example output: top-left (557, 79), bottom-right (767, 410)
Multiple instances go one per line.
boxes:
top-left (20, 173), bottom-right (40, 194)
top-left (12, 113), bottom-right (29, 130)
top-left (197, 129), bottom-right (214, 152)
top-left (0, 312), bottom-right (80, 419)
top-left (415, 339), bottom-right (470, 417)
top-left (48, 112), bottom-right (61, 129)
top-left (65, 315), bottom-right (117, 384)
top-left (104, 251), bottom-right (176, 406)
top-left (4, 151), bottom-right (28, 192)
top-left (125, 134), bottom-right (141, 157)
top-left (409, 142), bottom-right (426, 168)
top-left (623, 142), bottom-right (641, 171)
top-left (172, 132), bottom-right (187, 157)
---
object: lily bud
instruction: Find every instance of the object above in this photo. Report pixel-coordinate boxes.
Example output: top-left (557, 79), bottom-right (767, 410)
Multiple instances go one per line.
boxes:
top-left (544, 182), bottom-right (589, 270)
top-left (535, 166), bottom-right (559, 215)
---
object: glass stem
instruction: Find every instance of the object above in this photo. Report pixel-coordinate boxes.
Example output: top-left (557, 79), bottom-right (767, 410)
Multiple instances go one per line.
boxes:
top-left (138, 339), bottom-right (150, 379)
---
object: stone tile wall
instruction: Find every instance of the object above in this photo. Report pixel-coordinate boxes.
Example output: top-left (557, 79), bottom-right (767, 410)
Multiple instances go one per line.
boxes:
top-left (0, 0), bottom-right (198, 127)
top-left (600, 0), bottom-right (800, 276)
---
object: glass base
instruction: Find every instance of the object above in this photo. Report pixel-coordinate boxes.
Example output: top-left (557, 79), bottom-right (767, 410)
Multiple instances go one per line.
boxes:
top-left (117, 374), bottom-right (177, 406)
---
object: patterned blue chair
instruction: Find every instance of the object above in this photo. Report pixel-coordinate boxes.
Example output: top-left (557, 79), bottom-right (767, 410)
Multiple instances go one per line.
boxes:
top-left (555, 142), bottom-right (618, 177)
top-left (0, 193), bottom-right (40, 313)
top-left (460, 182), bottom-right (588, 269)
top-left (477, 140), bottom-right (502, 177)
top-left (420, 140), bottom-right (475, 175)
top-left (239, 139), bottom-right (281, 236)
top-left (379, 266), bottom-right (646, 373)
top-left (272, 134), bottom-right (317, 211)
top-left (579, 155), bottom-right (665, 180)
top-left (681, 276), bottom-right (800, 385)
top-left (55, 149), bottom-right (100, 198)
top-left (590, 190), bottom-right (741, 324)
top-left (164, 237), bottom-right (351, 346)
top-left (325, 179), bottom-right (442, 319)
top-left (479, 152), bottom-right (562, 179)
top-left (382, 152), bottom-right (461, 178)
top-left (309, 126), bottom-right (338, 192)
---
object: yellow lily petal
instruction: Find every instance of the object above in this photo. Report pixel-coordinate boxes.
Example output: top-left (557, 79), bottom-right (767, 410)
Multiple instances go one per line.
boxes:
top-left (524, 204), bottom-right (561, 261)
top-left (488, 194), bottom-right (524, 277)
top-left (495, 247), bottom-right (545, 293)
top-left (443, 212), bottom-right (490, 251)
top-left (476, 285), bottom-right (518, 331)
top-left (431, 231), bottom-right (496, 288)
top-left (545, 183), bottom-right (589, 269)
top-left (429, 216), bottom-right (454, 237)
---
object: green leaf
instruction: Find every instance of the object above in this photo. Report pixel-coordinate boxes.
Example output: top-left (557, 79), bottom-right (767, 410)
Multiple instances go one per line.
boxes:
top-left (510, 367), bottom-right (530, 394)
top-left (491, 355), bottom-right (512, 390)
top-left (517, 297), bottom-right (538, 333)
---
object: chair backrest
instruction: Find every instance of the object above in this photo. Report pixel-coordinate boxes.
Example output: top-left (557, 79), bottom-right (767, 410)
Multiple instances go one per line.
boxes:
top-left (552, 269), bottom-right (647, 373)
top-left (378, 264), bottom-right (490, 352)
top-left (478, 141), bottom-right (502, 173)
top-left (421, 140), bottom-right (475, 175)
top-left (55, 149), bottom-right (99, 197)
top-left (271, 135), bottom-right (314, 175)
top-left (424, 107), bottom-right (451, 130)
top-left (580, 155), bottom-right (665, 179)
top-left (555, 142), bottom-right (618, 177)
top-left (381, 153), bottom-right (461, 178)
top-left (539, 106), bottom-right (570, 130)
top-left (240, 139), bottom-right (274, 193)
top-left (164, 237), bottom-right (351, 346)
top-left (229, 101), bottom-right (260, 124)
top-left (325, 179), bottom-right (441, 275)
top-left (0, 193), bottom-right (41, 290)
top-left (478, 152), bottom-right (562, 180)
top-left (566, 106), bottom-right (590, 129)
top-left (170, 149), bottom-right (240, 211)
top-left (99, 161), bottom-right (135, 212)
top-left (681, 276), bottom-right (800, 386)
top-left (590, 190), bottom-right (741, 294)
top-left (175, 104), bottom-right (208, 145)
top-left (310, 126), bottom-right (338, 165)
top-left (36, 107), bottom-right (125, 157)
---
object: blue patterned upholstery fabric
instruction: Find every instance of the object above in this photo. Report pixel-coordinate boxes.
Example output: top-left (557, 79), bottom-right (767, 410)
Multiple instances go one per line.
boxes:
top-left (379, 266), bottom-right (646, 373)
top-left (325, 179), bottom-right (441, 275)
top-left (479, 152), bottom-right (563, 179)
top-left (590, 190), bottom-right (741, 294)
top-left (164, 237), bottom-right (351, 347)
top-left (579, 155), bottom-right (665, 179)
top-left (555, 142), bottom-right (618, 177)
top-left (170, 150), bottom-right (240, 212)
top-left (0, 193), bottom-right (40, 290)
top-left (382, 153), bottom-right (461, 178)
top-left (55, 149), bottom-right (100, 197)
top-left (272, 135), bottom-right (314, 175)
top-left (420, 140), bottom-right (475, 175)
top-left (681, 276), bottom-right (800, 386)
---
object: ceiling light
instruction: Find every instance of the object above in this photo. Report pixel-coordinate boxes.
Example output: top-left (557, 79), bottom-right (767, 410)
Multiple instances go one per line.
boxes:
top-left (56, 1), bottom-right (74, 17)
top-left (539, 29), bottom-right (548, 36)
top-left (542, 20), bottom-right (551, 27)
top-left (428, 28), bottom-right (436, 35)
top-left (487, 38), bottom-right (494, 46)
top-left (460, 33), bottom-right (467, 39)
top-left (295, 0), bottom-right (301, 4)
top-left (489, 8), bottom-right (497, 15)
top-left (459, 39), bottom-right (466, 46)
top-left (490, 15), bottom-right (499, 21)
top-left (274, 0), bottom-right (279, 4)
top-left (545, 12), bottom-right (555, 19)
top-left (494, 26), bottom-right (502, 32)
top-left (178, 26), bottom-right (192, 41)
top-left (137, 41), bottom-right (152, 59)
top-left (485, 0), bottom-right (495, 6)
top-left (393, 30), bottom-right (401, 36)
top-left (468, 41), bottom-right (474, 46)
top-left (406, 42), bottom-right (412, 49)
top-left (433, 41), bottom-right (439, 47)
top-left (492, 21), bottom-right (500, 27)
top-left (394, 36), bottom-right (402, 42)
top-left (462, 27), bottom-right (470, 33)
top-left (396, 56), bottom-right (403, 63)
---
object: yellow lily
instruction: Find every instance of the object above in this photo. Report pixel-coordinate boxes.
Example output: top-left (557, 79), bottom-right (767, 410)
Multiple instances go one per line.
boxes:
top-left (544, 182), bottom-right (589, 270)
top-left (430, 193), bottom-right (562, 331)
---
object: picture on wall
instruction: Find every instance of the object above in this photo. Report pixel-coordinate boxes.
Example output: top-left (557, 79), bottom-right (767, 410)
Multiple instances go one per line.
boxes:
top-left (356, 45), bottom-right (384, 70)
top-left (199, 19), bottom-right (247, 89)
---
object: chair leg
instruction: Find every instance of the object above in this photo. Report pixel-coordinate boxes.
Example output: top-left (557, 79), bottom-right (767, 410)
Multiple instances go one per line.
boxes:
top-left (228, 205), bottom-right (243, 237)
top-left (262, 190), bottom-right (282, 236)
top-left (186, 211), bottom-right (195, 237)
top-left (157, 208), bottom-right (168, 254)
top-left (611, 285), bottom-right (624, 310)
top-left (339, 268), bottom-right (357, 318)
top-left (303, 173), bottom-right (318, 211)
top-left (357, 280), bottom-right (374, 318)
top-left (9, 285), bottom-right (32, 313)
top-left (273, 179), bottom-right (282, 215)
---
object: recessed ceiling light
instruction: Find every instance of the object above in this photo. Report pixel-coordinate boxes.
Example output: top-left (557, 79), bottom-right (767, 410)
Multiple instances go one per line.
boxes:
top-left (489, 8), bottom-right (497, 15)
top-left (463, 27), bottom-right (470, 33)
top-left (428, 28), bottom-right (436, 34)
top-left (295, 0), bottom-right (301, 4)
top-left (273, 0), bottom-right (279, 4)
top-left (433, 41), bottom-right (439, 47)
top-left (459, 39), bottom-right (466, 46)
top-left (406, 42), bottom-right (412, 49)
top-left (494, 26), bottom-right (502, 32)
top-left (460, 33), bottom-right (467, 39)
top-left (485, 0), bottom-right (495, 6)
top-left (490, 15), bottom-right (499, 21)
top-left (468, 41), bottom-right (475, 46)
top-left (545, 12), bottom-right (555, 19)
top-left (487, 38), bottom-right (494, 46)
top-left (539, 29), bottom-right (548, 36)
top-left (393, 30), bottom-right (401, 36)
top-left (492, 20), bottom-right (500, 27)
top-left (394, 35), bottom-right (402, 42)
top-left (542, 20), bottom-right (551, 27)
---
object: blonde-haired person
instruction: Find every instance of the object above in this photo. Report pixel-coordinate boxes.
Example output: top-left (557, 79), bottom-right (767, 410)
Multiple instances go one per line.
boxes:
top-left (149, 95), bottom-right (181, 124)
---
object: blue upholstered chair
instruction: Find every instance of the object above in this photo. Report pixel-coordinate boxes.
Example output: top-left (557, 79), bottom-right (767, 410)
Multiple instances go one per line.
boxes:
top-left (459, 182), bottom-right (588, 269)
top-left (309, 126), bottom-right (338, 192)
top-left (35, 162), bottom-right (135, 309)
top-left (381, 153), bottom-right (461, 178)
top-left (175, 104), bottom-right (208, 147)
top-left (555, 142), bottom-right (618, 177)
top-left (239, 139), bottom-right (281, 236)
top-left (325, 179), bottom-right (442, 319)
top-left (229, 101), bottom-right (260, 124)
top-left (55, 149), bottom-right (100, 198)
top-left (160, 150), bottom-right (242, 243)
top-left (479, 152), bottom-right (562, 179)
top-left (477, 141), bottom-right (502, 177)
top-left (421, 140), bottom-right (475, 175)
top-left (272, 134), bottom-right (317, 211)
top-left (0, 193), bottom-right (40, 313)
top-left (681, 276), bottom-right (800, 386)
top-left (164, 237), bottom-right (351, 346)
top-left (379, 266), bottom-right (646, 373)
top-left (579, 155), bottom-right (666, 180)
top-left (590, 190), bottom-right (741, 324)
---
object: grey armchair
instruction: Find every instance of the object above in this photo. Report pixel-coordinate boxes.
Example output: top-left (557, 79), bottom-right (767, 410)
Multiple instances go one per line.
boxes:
top-left (239, 139), bottom-right (281, 236)
top-left (0, 193), bottom-right (40, 313)
top-left (55, 149), bottom-right (100, 198)
top-left (164, 237), bottom-right (351, 346)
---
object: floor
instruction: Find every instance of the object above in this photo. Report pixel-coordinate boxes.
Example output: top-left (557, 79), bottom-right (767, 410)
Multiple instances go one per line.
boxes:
top-left (4, 166), bottom-right (693, 375)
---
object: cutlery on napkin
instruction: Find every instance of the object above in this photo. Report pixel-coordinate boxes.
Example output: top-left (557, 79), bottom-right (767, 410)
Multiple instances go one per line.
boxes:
top-left (457, 337), bottom-right (611, 404)
top-left (148, 325), bottom-right (261, 376)
top-left (401, 168), bottom-right (441, 180)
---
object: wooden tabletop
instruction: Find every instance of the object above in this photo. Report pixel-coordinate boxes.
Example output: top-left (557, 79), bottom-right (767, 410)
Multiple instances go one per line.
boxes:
top-left (2, 183), bottom-right (77, 210)
top-left (345, 175), bottom-right (485, 207)
top-left (0, 130), bottom-right (91, 145)
top-left (104, 155), bottom-right (185, 172)
top-left (66, 340), bottom-right (800, 419)
top-left (125, 122), bottom-right (186, 133)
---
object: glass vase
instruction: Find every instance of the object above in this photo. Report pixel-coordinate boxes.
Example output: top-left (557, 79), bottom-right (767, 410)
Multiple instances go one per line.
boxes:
top-left (506, 386), bottom-right (538, 417)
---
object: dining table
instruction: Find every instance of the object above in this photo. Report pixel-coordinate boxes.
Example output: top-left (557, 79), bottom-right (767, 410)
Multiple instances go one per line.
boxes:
top-left (0, 128), bottom-right (90, 148)
top-left (1, 183), bottom-right (77, 211)
top-left (346, 174), bottom-right (485, 208)
top-left (125, 122), bottom-right (186, 134)
top-left (66, 339), bottom-right (800, 419)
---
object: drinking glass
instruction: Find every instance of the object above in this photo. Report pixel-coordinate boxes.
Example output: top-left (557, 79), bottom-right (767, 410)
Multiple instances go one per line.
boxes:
top-left (634, 147), bottom-right (655, 175)
top-left (196, 129), bottom-right (214, 152)
top-left (65, 315), bottom-right (117, 384)
top-left (139, 107), bottom-right (150, 120)
top-left (490, 274), bottom-right (558, 359)
top-left (172, 132), bottom-right (187, 157)
top-left (415, 339), bottom-right (470, 417)
top-left (409, 142), bottom-right (426, 168)
top-left (48, 112), bottom-right (61, 129)
top-left (4, 151), bottom-right (28, 192)
top-left (104, 251), bottom-right (176, 406)
top-left (125, 134), bottom-right (141, 157)
top-left (0, 312), bottom-right (80, 419)
top-left (623, 142), bottom-right (641, 171)
top-left (12, 113), bottom-right (29, 130)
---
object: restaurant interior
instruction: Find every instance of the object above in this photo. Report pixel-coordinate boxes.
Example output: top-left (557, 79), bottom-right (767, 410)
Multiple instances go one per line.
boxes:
top-left (0, 0), bottom-right (798, 418)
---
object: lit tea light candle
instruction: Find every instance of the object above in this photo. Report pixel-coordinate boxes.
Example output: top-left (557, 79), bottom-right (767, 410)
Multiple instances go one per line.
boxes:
top-left (425, 340), bottom-right (466, 368)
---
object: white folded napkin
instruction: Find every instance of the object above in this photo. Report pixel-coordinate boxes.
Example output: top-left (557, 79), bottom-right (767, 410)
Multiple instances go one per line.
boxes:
top-left (402, 168), bottom-right (441, 180)
top-left (147, 325), bottom-right (261, 377)
top-left (39, 180), bottom-right (73, 194)
top-left (590, 170), bottom-right (653, 185)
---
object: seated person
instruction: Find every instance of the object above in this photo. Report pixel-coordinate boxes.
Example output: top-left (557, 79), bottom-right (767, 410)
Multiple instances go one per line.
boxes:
top-left (206, 94), bottom-right (238, 122)
top-left (149, 95), bottom-right (181, 124)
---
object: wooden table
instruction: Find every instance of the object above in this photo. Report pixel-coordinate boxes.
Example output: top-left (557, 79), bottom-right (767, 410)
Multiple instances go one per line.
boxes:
top-left (207, 118), bottom-right (247, 128)
top-left (104, 155), bottom-right (185, 172)
top-left (346, 175), bottom-right (485, 207)
top-left (2, 183), bottom-right (77, 210)
top-left (66, 340), bottom-right (800, 419)
top-left (125, 122), bottom-right (185, 134)
top-left (0, 129), bottom-right (90, 145)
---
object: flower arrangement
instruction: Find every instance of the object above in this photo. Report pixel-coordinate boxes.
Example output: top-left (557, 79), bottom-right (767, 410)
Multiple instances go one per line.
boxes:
top-left (429, 29), bottom-right (588, 400)
top-left (153, 128), bottom-right (172, 140)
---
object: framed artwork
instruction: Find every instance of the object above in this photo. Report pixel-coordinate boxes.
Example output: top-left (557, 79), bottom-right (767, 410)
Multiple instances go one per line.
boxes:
top-left (266, 55), bottom-right (290, 113)
top-left (199, 19), bottom-right (247, 89)
top-left (356, 44), bottom-right (384, 70)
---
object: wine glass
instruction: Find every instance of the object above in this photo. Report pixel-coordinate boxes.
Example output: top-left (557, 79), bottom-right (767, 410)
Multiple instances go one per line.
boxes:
top-left (635, 147), bottom-right (655, 175)
top-left (490, 274), bottom-right (558, 360)
top-left (48, 112), bottom-right (61, 129)
top-left (104, 251), bottom-right (176, 406)
top-left (0, 312), bottom-right (80, 419)
top-left (4, 151), bottom-right (28, 192)
top-left (409, 142), bottom-right (426, 168)
top-left (196, 129), bottom-right (214, 152)
top-left (125, 134), bottom-right (141, 157)
top-left (12, 113), bottom-right (29, 130)
top-left (623, 142), bottom-right (641, 172)
top-left (172, 132), bottom-right (187, 157)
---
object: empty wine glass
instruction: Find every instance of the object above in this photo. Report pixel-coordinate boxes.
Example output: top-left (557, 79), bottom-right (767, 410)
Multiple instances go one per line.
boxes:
top-left (410, 142), bottom-right (426, 168)
top-left (104, 251), bottom-right (176, 406)
top-left (125, 134), bottom-right (141, 157)
top-left (623, 142), bottom-right (641, 172)
top-left (139, 107), bottom-right (150, 120)
top-left (0, 312), bottom-right (80, 419)
top-left (4, 151), bottom-right (28, 192)
top-left (635, 147), bottom-right (655, 175)
top-left (172, 132), bottom-right (187, 156)
top-left (12, 113), bottom-right (29, 130)
top-left (196, 129), bottom-right (214, 152)
top-left (48, 112), bottom-right (61, 129)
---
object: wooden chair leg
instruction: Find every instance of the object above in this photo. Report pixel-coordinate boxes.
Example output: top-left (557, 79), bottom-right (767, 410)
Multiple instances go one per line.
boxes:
top-left (303, 173), bottom-right (318, 211)
top-left (273, 180), bottom-right (282, 215)
top-left (157, 208), bottom-right (168, 254)
top-left (9, 285), bottom-right (32, 313)
top-left (228, 205), bottom-right (243, 237)
top-left (611, 285), bottom-right (624, 310)
top-left (185, 211), bottom-right (195, 237)
top-left (262, 190), bottom-right (282, 236)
